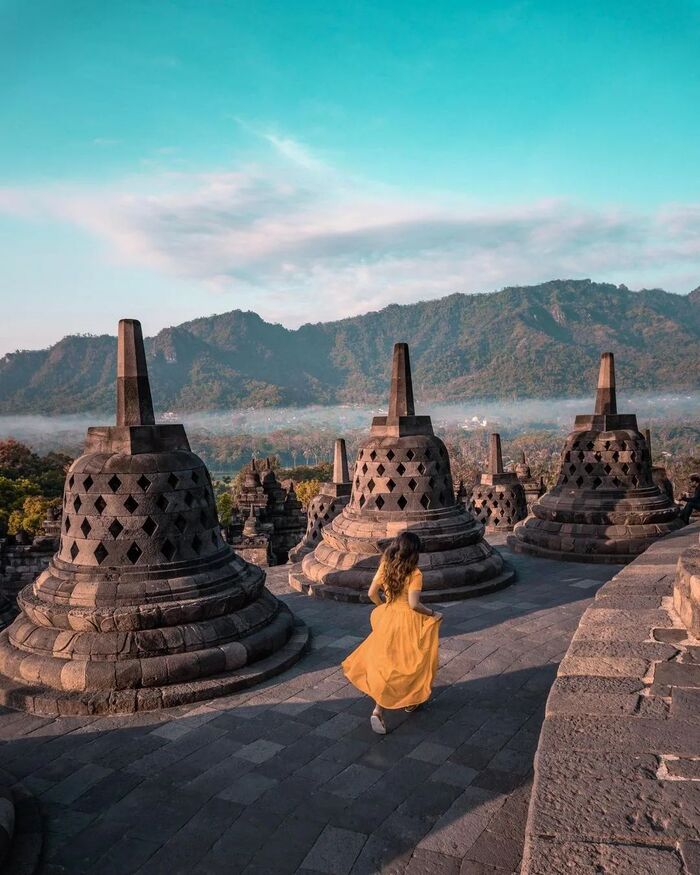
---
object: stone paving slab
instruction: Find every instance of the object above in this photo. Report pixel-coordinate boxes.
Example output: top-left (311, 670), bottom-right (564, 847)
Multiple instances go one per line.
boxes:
top-left (0, 544), bottom-right (621, 874)
top-left (521, 522), bottom-right (700, 875)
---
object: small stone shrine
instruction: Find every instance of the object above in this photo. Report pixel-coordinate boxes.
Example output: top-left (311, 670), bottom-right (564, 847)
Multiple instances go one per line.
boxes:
top-left (469, 434), bottom-right (528, 533)
top-left (509, 352), bottom-right (683, 563)
top-left (289, 343), bottom-right (514, 601)
top-left (235, 507), bottom-right (273, 567)
top-left (288, 438), bottom-right (352, 563)
top-left (515, 451), bottom-right (546, 511)
top-left (0, 319), bottom-right (307, 716)
top-left (230, 458), bottom-right (306, 564)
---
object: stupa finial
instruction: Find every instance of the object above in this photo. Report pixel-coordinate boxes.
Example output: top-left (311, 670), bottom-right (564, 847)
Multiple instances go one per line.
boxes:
top-left (594, 352), bottom-right (617, 416)
top-left (489, 433), bottom-right (504, 475)
top-left (117, 319), bottom-right (155, 427)
top-left (644, 428), bottom-right (652, 459)
top-left (333, 438), bottom-right (350, 484)
top-left (388, 343), bottom-right (415, 419)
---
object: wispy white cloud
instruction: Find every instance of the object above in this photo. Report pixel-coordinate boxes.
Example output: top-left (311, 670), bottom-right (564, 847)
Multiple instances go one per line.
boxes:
top-left (0, 139), bottom-right (698, 326)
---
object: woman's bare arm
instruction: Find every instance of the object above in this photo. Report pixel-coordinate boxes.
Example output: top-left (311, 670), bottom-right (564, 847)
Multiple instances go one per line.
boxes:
top-left (368, 576), bottom-right (384, 606)
top-left (408, 590), bottom-right (441, 618)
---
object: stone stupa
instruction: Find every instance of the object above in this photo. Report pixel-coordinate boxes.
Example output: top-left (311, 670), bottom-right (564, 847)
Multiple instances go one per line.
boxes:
top-left (288, 438), bottom-right (352, 563)
top-left (508, 352), bottom-right (683, 563)
top-left (0, 320), bottom-right (307, 716)
top-left (469, 434), bottom-right (528, 533)
top-left (289, 343), bottom-right (514, 601)
top-left (644, 428), bottom-right (674, 501)
top-left (514, 451), bottom-right (546, 511)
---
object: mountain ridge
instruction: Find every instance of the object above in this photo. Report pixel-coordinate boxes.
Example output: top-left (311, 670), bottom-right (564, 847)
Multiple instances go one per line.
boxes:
top-left (1, 279), bottom-right (698, 414)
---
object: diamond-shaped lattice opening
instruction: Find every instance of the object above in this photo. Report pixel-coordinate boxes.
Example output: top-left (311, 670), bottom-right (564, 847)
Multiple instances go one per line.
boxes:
top-left (191, 471), bottom-right (199, 484)
top-left (586, 441), bottom-right (595, 451)
top-left (70, 541), bottom-right (79, 561)
top-left (68, 475), bottom-right (75, 489)
top-left (124, 495), bottom-right (139, 514)
top-left (419, 494), bottom-right (430, 510)
top-left (577, 451), bottom-right (585, 462)
top-left (184, 491), bottom-right (194, 507)
top-left (191, 534), bottom-right (202, 555)
top-left (168, 473), bottom-right (179, 489)
top-left (375, 495), bottom-right (385, 510)
top-left (396, 463), bottom-right (406, 476)
top-left (361, 463), bottom-right (368, 475)
top-left (424, 448), bottom-right (431, 460)
top-left (355, 478), bottom-right (360, 489)
top-left (94, 495), bottom-right (107, 515)
top-left (94, 542), bottom-right (108, 565)
top-left (126, 542), bottom-right (143, 564)
top-left (604, 441), bottom-right (611, 450)
top-left (631, 475), bottom-right (639, 486)
top-left (376, 464), bottom-right (385, 476)
top-left (108, 475), bottom-right (122, 493)
top-left (64, 516), bottom-right (70, 532)
top-left (80, 518), bottom-right (92, 537)
top-left (73, 495), bottom-right (82, 512)
top-left (386, 449), bottom-right (395, 461)
top-left (137, 474), bottom-right (151, 492)
top-left (161, 539), bottom-right (176, 561)
top-left (604, 464), bottom-right (612, 474)
top-left (569, 465), bottom-right (577, 475)
top-left (612, 476), bottom-right (621, 487)
top-left (142, 516), bottom-right (157, 536)
top-left (620, 441), bottom-right (627, 451)
top-left (386, 479), bottom-right (396, 492)
top-left (406, 449), bottom-right (415, 461)
top-left (367, 478), bottom-right (376, 493)
top-left (108, 519), bottom-right (124, 539)
top-left (592, 477), bottom-right (602, 489)
top-left (584, 463), bottom-right (594, 474)
top-left (395, 495), bottom-right (406, 510)
top-left (174, 514), bottom-right (187, 533)
top-left (576, 477), bottom-right (584, 487)
top-left (505, 500), bottom-right (511, 508)
top-left (323, 513), bottom-right (330, 521)
top-left (417, 463), bottom-right (426, 475)
top-left (83, 475), bottom-right (94, 491)
top-left (358, 495), bottom-right (366, 508)
top-left (408, 478), bottom-right (417, 491)
top-left (156, 494), bottom-right (169, 512)
top-left (428, 476), bottom-right (435, 488)
top-left (621, 463), bottom-right (629, 475)
top-left (369, 450), bottom-right (377, 461)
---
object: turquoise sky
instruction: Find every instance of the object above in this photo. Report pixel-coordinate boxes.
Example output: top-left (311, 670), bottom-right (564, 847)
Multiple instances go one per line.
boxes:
top-left (1, 0), bottom-right (699, 354)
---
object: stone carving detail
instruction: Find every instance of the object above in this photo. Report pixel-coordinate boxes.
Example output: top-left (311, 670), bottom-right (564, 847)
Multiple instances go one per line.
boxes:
top-left (289, 343), bottom-right (515, 601)
top-left (508, 352), bottom-right (683, 563)
top-left (289, 438), bottom-right (352, 563)
top-left (470, 435), bottom-right (528, 533)
top-left (0, 319), bottom-right (307, 716)
top-left (644, 428), bottom-right (674, 501)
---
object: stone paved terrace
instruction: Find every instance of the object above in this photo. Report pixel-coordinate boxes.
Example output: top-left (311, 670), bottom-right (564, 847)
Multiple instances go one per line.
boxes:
top-left (0, 541), bottom-right (623, 875)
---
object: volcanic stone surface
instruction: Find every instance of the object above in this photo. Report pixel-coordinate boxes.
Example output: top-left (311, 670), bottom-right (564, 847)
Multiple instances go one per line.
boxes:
top-left (0, 319), bottom-right (307, 716)
top-left (289, 438), bottom-right (352, 563)
top-left (289, 343), bottom-right (514, 602)
top-left (509, 352), bottom-right (683, 564)
top-left (470, 434), bottom-right (528, 533)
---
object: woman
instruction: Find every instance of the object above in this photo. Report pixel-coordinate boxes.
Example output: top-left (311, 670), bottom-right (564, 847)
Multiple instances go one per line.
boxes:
top-left (342, 532), bottom-right (442, 734)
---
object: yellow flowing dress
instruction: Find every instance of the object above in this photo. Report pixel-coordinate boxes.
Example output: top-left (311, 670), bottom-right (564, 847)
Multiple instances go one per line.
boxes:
top-left (342, 566), bottom-right (442, 709)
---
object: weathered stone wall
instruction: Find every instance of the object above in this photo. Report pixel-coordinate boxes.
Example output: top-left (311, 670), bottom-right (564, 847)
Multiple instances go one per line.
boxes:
top-left (0, 540), bottom-right (55, 623)
top-left (522, 522), bottom-right (700, 874)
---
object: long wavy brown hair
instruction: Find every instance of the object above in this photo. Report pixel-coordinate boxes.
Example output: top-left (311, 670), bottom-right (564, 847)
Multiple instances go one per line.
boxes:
top-left (380, 532), bottom-right (421, 602)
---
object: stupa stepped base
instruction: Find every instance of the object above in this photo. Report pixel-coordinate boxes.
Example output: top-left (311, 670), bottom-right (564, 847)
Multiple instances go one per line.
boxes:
top-left (289, 542), bottom-right (515, 603)
top-left (0, 615), bottom-right (309, 716)
top-left (508, 519), bottom-right (685, 564)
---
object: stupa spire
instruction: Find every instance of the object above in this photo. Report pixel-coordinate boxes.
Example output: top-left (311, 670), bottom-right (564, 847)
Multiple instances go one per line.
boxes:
top-left (388, 343), bottom-right (415, 419)
top-left (333, 438), bottom-right (350, 484)
top-left (489, 434), bottom-right (504, 475)
top-left (116, 319), bottom-right (155, 427)
top-left (644, 428), bottom-right (652, 459)
top-left (594, 352), bottom-right (617, 416)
